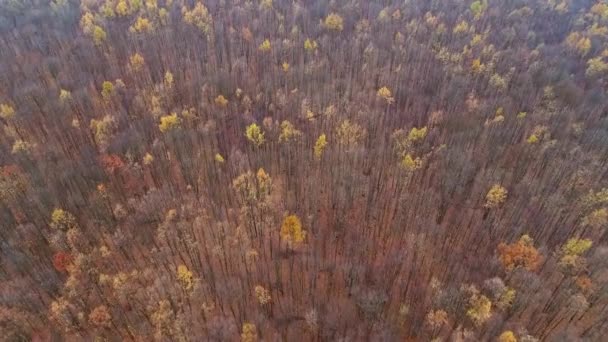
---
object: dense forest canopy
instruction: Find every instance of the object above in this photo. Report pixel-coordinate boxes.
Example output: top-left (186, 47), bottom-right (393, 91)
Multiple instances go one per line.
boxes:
top-left (1, 0), bottom-right (608, 340)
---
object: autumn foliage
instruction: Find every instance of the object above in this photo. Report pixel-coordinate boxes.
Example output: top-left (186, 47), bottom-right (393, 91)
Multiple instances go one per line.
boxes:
top-left (497, 235), bottom-right (543, 272)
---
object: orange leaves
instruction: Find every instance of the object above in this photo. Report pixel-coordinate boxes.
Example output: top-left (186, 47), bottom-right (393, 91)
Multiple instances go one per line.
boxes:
top-left (497, 235), bottom-right (543, 272)
top-left (52, 251), bottom-right (73, 273)
top-left (89, 305), bottom-right (112, 328)
top-left (99, 154), bottom-right (125, 174)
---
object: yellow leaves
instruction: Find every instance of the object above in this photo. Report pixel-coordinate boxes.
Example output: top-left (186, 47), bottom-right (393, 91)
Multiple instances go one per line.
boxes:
top-left (80, 12), bottom-right (106, 45)
top-left (159, 113), bottom-right (181, 133)
top-left (80, 12), bottom-right (95, 34)
top-left (582, 208), bottom-right (607, 228)
top-left (565, 32), bottom-right (591, 56)
top-left (498, 331), bottom-right (517, 342)
top-left (92, 25), bottom-right (107, 46)
top-left (466, 294), bottom-right (492, 326)
top-left (233, 168), bottom-right (272, 202)
top-left (101, 81), bottom-right (114, 100)
top-left (145, 0), bottom-right (157, 11)
top-left (258, 39), bottom-right (271, 52)
top-left (490, 74), bottom-right (508, 91)
top-left (484, 184), bottom-right (507, 209)
top-left (305, 110), bottom-right (315, 121)
top-left (279, 120), bottom-right (302, 143)
top-left (214, 95), bottom-right (228, 107)
top-left (496, 287), bottom-right (516, 310)
top-left (486, 114), bottom-right (504, 126)
top-left (471, 58), bottom-right (485, 74)
top-left (592, 2), bottom-right (608, 20)
top-left (260, 0), bottom-right (273, 10)
top-left (304, 38), bottom-right (317, 51)
top-left (59, 89), bottom-right (72, 103)
top-left (150, 300), bottom-right (174, 339)
top-left (586, 56), bottom-right (608, 77)
top-left (181, 107), bottom-right (196, 121)
top-left (453, 20), bottom-right (469, 34)
top-left (408, 126), bottom-right (427, 142)
top-left (130, 16), bottom-right (153, 34)
top-left (164, 71), bottom-right (173, 88)
top-left (241, 323), bottom-right (258, 342)
top-left (324, 13), bottom-right (344, 31)
top-left (51, 208), bottom-right (77, 231)
top-left (245, 123), bottom-right (265, 147)
top-left (116, 1), bottom-right (129, 16)
top-left (582, 188), bottom-right (608, 208)
top-left (561, 238), bottom-right (592, 257)
top-left (280, 214), bottom-right (306, 245)
top-left (526, 125), bottom-right (549, 144)
top-left (470, 0), bottom-right (488, 19)
top-left (11, 140), bottom-right (32, 155)
top-left (526, 134), bottom-right (539, 144)
top-left (143, 153), bottom-right (154, 165)
top-left (377, 86), bottom-right (394, 104)
top-left (336, 120), bottom-right (366, 148)
top-left (0, 103), bottom-right (15, 119)
top-left (214, 153), bottom-right (225, 163)
top-left (254, 285), bottom-right (271, 305)
top-left (313, 134), bottom-right (327, 160)
top-left (559, 238), bottom-right (592, 272)
top-left (177, 264), bottom-right (194, 291)
top-left (182, 3), bottom-right (213, 36)
top-left (282, 62), bottom-right (290, 72)
top-left (129, 53), bottom-right (145, 72)
top-left (401, 154), bottom-right (422, 171)
top-left (517, 111), bottom-right (527, 119)
top-left (90, 115), bottom-right (116, 147)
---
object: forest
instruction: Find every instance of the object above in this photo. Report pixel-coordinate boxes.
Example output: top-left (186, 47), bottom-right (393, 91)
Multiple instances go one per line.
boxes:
top-left (1, 0), bottom-right (608, 340)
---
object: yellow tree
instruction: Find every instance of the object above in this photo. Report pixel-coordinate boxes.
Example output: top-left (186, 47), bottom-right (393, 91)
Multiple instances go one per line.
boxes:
top-left (101, 81), bottom-right (114, 100)
top-left (254, 285), bottom-right (271, 305)
top-left (182, 3), bottom-right (213, 36)
top-left (324, 13), bottom-right (344, 31)
top-left (51, 208), bottom-right (78, 231)
top-left (559, 238), bottom-right (592, 271)
top-left (245, 123), bottom-right (265, 147)
top-left (336, 120), bottom-right (366, 148)
top-left (314, 134), bottom-right (327, 160)
top-left (280, 215), bottom-right (306, 245)
top-left (484, 184), bottom-right (507, 208)
top-left (377, 86), bottom-right (394, 104)
top-left (279, 121), bottom-right (302, 143)
top-left (241, 323), bottom-right (257, 342)
top-left (177, 264), bottom-right (194, 291)
top-left (129, 53), bottom-right (145, 72)
top-left (498, 331), bottom-right (517, 342)
top-left (159, 113), bottom-right (181, 133)
top-left (258, 39), bottom-right (271, 52)
top-left (0, 103), bottom-right (15, 119)
top-left (466, 293), bottom-right (492, 326)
